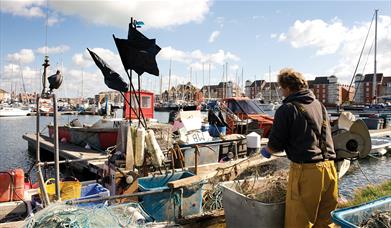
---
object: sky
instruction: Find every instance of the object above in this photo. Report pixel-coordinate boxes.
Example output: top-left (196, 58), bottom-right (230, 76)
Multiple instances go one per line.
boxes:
top-left (0, 0), bottom-right (390, 98)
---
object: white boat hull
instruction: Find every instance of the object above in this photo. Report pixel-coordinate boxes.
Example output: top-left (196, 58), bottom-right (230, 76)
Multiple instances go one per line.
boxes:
top-left (0, 108), bottom-right (30, 117)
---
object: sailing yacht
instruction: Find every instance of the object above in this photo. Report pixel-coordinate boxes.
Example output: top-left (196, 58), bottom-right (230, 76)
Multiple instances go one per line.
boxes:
top-left (0, 105), bottom-right (30, 117)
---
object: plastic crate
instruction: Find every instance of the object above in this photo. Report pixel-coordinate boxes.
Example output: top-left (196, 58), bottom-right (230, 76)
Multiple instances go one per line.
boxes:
top-left (180, 144), bottom-right (220, 167)
top-left (138, 171), bottom-right (203, 222)
top-left (220, 178), bottom-right (285, 228)
top-left (331, 196), bottom-right (391, 228)
top-left (208, 125), bottom-right (226, 137)
top-left (77, 183), bottom-right (110, 207)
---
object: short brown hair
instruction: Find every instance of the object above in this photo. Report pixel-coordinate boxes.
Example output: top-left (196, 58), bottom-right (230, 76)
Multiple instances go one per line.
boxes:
top-left (277, 68), bottom-right (308, 92)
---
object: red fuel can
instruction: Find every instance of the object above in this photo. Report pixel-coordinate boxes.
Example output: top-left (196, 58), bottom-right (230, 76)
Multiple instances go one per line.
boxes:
top-left (0, 169), bottom-right (25, 202)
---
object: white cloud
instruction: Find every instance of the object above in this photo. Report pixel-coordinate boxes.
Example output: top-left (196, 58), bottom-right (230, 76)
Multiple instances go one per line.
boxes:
top-left (255, 34), bottom-right (262, 39)
top-left (36, 45), bottom-right (70, 55)
top-left (7, 49), bottom-right (35, 64)
top-left (270, 33), bottom-right (277, 39)
top-left (0, 0), bottom-right (46, 17)
top-left (159, 46), bottom-right (191, 63)
top-left (276, 15), bottom-right (391, 83)
top-left (48, 0), bottom-right (211, 29)
top-left (1, 0), bottom-right (211, 29)
top-left (208, 30), bottom-right (220, 43)
top-left (278, 18), bottom-right (347, 55)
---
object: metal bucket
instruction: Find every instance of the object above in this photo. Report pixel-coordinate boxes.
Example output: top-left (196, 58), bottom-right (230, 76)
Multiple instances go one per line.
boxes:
top-left (220, 179), bottom-right (285, 228)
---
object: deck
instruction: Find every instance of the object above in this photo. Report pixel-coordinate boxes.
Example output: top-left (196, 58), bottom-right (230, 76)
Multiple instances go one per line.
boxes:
top-left (22, 133), bottom-right (107, 174)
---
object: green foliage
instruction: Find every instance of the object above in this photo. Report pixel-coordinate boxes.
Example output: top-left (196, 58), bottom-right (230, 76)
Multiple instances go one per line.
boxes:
top-left (339, 179), bottom-right (391, 208)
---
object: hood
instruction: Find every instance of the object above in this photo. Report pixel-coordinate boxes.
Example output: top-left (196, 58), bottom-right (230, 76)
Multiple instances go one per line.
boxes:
top-left (283, 89), bottom-right (315, 104)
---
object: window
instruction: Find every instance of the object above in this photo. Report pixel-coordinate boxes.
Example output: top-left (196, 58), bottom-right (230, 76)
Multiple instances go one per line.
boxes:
top-left (141, 96), bottom-right (151, 108)
top-left (366, 87), bottom-right (369, 92)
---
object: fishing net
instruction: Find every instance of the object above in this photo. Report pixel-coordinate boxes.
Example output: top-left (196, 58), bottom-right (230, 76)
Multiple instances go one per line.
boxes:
top-left (236, 170), bottom-right (288, 203)
top-left (148, 123), bottom-right (173, 151)
top-left (202, 158), bottom-right (289, 211)
top-left (360, 211), bottom-right (391, 228)
top-left (25, 202), bottom-right (154, 228)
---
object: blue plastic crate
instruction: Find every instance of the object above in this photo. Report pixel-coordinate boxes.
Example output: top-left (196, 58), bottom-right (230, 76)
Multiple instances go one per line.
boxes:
top-left (77, 183), bottom-right (110, 207)
top-left (138, 171), bottom-right (203, 222)
top-left (331, 196), bottom-right (391, 228)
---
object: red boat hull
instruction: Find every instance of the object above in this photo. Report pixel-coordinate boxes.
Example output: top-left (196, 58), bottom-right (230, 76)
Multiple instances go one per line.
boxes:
top-left (48, 125), bottom-right (118, 150)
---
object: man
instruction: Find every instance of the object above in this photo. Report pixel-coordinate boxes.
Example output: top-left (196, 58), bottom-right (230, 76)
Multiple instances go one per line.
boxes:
top-left (261, 68), bottom-right (338, 228)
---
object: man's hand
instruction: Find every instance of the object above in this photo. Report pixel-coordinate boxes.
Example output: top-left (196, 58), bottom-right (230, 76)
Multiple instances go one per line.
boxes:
top-left (260, 147), bottom-right (271, 159)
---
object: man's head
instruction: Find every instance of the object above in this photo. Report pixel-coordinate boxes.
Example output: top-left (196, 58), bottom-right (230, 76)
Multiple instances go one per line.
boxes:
top-left (277, 68), bottom-right (308, 97)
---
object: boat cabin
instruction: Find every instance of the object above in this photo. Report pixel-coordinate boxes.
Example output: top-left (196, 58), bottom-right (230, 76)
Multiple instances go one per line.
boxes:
top-left (124, 90), bottom-right (154, 120)
top-left (223, 97), bottom-right (274, 137)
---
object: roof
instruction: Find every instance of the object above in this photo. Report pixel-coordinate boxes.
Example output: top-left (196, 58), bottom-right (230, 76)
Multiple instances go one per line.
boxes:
top-left (362, 73), bottom-right (383, 83)
top-left (382, 76), bottom-right (391, 85)
top-left (0, 89), bottom-right (9, 94)
top-left (201, 85), bottom-right (219, 90)
top-left (250, 80), bottom-right (265, 87)
top-left (264, 82), bottom-right (279, 89)
top-left (313, 76), bottom-right (330, 84)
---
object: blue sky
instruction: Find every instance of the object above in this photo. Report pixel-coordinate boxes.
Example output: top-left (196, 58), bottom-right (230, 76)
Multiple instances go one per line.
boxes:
top-left (1, 0), bottom-right (390, 98)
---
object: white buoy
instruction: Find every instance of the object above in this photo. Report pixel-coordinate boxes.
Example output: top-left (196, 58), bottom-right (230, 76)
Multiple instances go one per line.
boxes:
top-left (145, 129), bottom-right (165, 167)
top-left (134, 127), bottom-right (146, 167)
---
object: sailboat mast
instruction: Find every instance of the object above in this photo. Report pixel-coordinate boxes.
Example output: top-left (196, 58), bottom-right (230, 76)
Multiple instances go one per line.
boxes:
top-left (241, 67), bottom-right (243, 96)
top-left (159, 73), bottom-right (163, 95)
top-left (208, 63), bottom-right (211, 100)
top-left (269, 65), bottom-right (272, 102)
top-left (372, 9), bottom-right (378, 104)
top-left (168, 58), bottom-right (172, 99)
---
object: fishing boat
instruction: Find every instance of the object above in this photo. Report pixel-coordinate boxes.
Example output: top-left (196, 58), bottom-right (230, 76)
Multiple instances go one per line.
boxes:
top-left (222, 97), bottom-right (274, 137)
top-left (48, 90), bottom-right (155, 151)
top-left (154, 100), bottom-right (198, 112)
top-left (370, 137), bottom-right (391, 156)
top-left (0, 106), bottom-right (30, 117)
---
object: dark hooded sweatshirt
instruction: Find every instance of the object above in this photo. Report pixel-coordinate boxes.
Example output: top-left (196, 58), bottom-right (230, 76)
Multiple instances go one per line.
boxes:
top-left (267, 89), bottom-right (336, 163)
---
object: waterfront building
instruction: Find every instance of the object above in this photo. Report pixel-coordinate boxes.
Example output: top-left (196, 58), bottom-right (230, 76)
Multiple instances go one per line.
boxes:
top-left (201, 81), bottom-right (241, 99)
top-left (245, 80), bottom-right (266, 98)
top-left (262, 82), bottom-right (282, 103)
top-left (94, 91), bottom-right (123, 105)
top-left (161, 82), bottom-right (199, 102)
top-left (379, 76), bottom-right (391, 103)
top-left (308, 75), bottom-right (354, 106)
top-left (0, 89), bottom-right (11, 103)
top-left (354, 73), bottom-right (384, 104)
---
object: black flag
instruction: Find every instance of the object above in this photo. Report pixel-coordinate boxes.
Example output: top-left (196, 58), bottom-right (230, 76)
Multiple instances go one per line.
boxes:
top-left (87, 48), bottom-right (129, 92)
top-left (113, 35), bottom-right (160, 76)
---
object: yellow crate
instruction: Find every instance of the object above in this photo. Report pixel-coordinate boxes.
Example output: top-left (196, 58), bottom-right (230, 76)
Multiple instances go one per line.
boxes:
top-left (43, 178), bottom-right (81, 201)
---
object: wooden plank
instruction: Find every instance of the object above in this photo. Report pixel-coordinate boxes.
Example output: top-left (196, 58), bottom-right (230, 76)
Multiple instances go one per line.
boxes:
top-left (0, 201), bottom-right (26, 220)
top-left (22, 133), bottom-right (106, 172)
top-left (369, 127), bottom-right (391, 137)
top-left (0, 220), bottom-right (25, 228)
top-left (168, 154), bottom-right (283, 189)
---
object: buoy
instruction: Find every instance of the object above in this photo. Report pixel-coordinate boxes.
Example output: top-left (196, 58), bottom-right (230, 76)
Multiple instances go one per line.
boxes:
top-left (134, 127), bottom-right (146, 167)
top-left (146, 129), bottom-right (165, 167)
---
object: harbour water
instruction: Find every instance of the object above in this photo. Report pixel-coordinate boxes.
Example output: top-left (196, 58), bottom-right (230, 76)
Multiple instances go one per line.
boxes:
top-left (0, 111), bottom-right (389, 198)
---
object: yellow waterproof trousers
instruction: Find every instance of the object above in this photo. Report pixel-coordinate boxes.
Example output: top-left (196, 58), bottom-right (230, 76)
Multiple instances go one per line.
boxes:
top-left (285, 160), bottom-right (338, 228)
